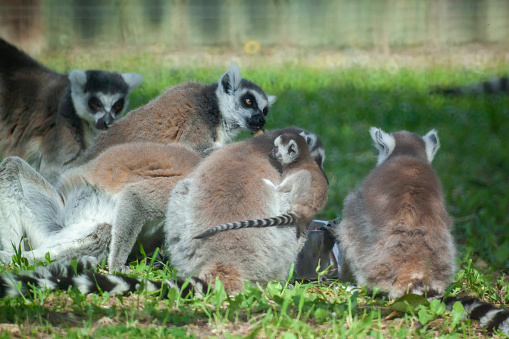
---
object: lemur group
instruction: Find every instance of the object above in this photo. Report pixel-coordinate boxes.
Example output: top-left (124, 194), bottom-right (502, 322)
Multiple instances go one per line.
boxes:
top-left (0, 38), bottom-right (507, 334)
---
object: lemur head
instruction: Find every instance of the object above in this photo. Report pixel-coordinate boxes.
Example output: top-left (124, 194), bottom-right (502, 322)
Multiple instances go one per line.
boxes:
top-left (69, 70), bottom-right (143, 130)
top-left (270, 133), bottom-right (310, 166)
top-left (216, 63), bottom-right (276, 137)
top-left (369, 127), bottom-right (440, 166)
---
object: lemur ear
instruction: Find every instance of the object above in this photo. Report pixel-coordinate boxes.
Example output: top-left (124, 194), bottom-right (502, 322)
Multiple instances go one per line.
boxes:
top-left (267, 95), bottom-right (277, 106)
top-left (422, 129), bottom-right (440, 162)
top-left (288, 140), bottom-right (298, 155)
top-left (69, 69), bottom-right (87, 90)
top-left (219, 62), bottom-right (242, 94)
top-left (121, 73), bottom-right (143, 93)
top-left (369, 127), bottom-right (395, 166)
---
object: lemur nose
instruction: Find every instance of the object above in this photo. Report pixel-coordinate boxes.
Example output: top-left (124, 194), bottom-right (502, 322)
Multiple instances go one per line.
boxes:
top-left (252, 114), bottom-right (265, 126)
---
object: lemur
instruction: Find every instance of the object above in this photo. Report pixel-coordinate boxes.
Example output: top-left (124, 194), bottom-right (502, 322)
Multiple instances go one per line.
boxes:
top-left (330, 127), bottom-right (509, 334)
top-left (194, 132), bottom-right (328, 240)
top-left (0, 64), bottom-right (276, 273)
top-left (0, 38), bottom-right (143, 183)
top-left (164, 128), bottom-right (328, 293)
top-left (334, 127), bottom-right (456, 299)
top-left (432, 75), bottom-right (509, 95)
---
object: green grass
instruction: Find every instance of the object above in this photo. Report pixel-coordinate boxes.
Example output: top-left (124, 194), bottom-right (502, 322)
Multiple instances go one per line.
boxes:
top-left (1, 50), bottom-right (508, 337)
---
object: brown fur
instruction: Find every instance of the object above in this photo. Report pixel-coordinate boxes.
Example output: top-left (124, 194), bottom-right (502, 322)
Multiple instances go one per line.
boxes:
top-left (69, 142), bottom-right (201, 194)
top-left (75, 82), bottom-right (220, 166)
top-left (274, 134), bottom-right (329, 236)
top-left (335, 129), bottom-right (456, 299)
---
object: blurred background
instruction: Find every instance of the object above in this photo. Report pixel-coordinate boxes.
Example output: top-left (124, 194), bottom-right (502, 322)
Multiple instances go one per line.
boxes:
top-left (1, 0), bottom-right (509, 55)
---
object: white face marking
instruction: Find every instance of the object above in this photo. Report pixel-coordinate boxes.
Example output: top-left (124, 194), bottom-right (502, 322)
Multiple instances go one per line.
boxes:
top-left (72, 91), bottom-right (128, 125)
top-left (215, 63), bottom-right (275, 140)
top-left (274, 136), bottom-right (299, 165)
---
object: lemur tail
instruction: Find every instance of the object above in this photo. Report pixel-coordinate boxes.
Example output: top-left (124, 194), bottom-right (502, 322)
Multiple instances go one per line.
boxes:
top-left (194, 212), bottom-right (299, 239)
top-left (0, 257), bottom-right (210, 299)
top-left (444, 297), bottom-right (509, 335)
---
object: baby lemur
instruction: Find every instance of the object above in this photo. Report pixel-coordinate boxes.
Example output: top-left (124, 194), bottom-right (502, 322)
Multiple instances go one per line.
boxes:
top-left (194, 132), bottom-right (328, 239)
top-left (334, 127), bottom-right (456, 299)
top-left (0, 38), bottom-right (142, 183)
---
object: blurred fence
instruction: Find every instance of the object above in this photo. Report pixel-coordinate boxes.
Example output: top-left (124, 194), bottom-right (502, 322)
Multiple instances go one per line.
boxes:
top-left (1, 0), bottom-right (508, 51)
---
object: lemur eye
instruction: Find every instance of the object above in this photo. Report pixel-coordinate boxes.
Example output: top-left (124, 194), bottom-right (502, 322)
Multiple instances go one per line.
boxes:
top-left (88, 97), bottom-right (102, 110)
top-left (245, 98), bottom-right (252, 105)
top-left (112, 99), bottom-right (124, 113)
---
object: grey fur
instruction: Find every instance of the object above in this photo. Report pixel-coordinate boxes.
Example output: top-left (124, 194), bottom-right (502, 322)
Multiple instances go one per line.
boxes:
top-left (0, 38), bottom-right (142, 183)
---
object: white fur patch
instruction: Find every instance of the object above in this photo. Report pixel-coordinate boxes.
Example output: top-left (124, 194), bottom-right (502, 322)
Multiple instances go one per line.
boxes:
top-left (479, 309), bottom-right (504, 327)
top-left (73, 275), bottom-right (94, 293)
top-left (262, 178), bottom-right (277, 189)
top-left (2, 275), bottom-right (22, 297)
top-left (498, 316), bottom-right (509, 335)
top-left (121, 73), bottom-right (143, 93)
top-left (36, 278), bottom-right (57, 291)
top-left (422, 129), bottom-right (440, 162)
top-left (106, 275), bottom-right (131, 295)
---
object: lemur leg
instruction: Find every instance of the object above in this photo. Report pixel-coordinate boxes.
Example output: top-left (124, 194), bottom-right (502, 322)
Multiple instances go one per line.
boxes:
top-left (108, 178), bottom-right (180, 273)
top-left (278, 170), bottom-right (312, 197)
top-left (0, 157), bottom-right (63, 250)
top-left (0, 222), bottom-right (111, 265)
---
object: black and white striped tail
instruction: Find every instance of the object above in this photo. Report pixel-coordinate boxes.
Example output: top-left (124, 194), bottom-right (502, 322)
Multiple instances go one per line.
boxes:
top-left (445, 297), bottom-right (509, 335)
top-left (0, 257), bottom-right (210, 299)
top-left (194, 212), bottom-right (298, 239)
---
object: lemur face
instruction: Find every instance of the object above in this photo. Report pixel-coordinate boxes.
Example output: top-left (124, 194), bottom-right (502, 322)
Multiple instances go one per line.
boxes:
top-left (270, 135), bottom-right (300, 166)
top-left (216, 63), bottom-right (276, 136)
top-left (69, 70), bottom-right (143, 130)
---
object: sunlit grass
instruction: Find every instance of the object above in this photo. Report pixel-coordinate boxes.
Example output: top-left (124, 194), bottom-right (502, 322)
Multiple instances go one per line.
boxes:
top-left (0, 50), bottom-right (508, 337)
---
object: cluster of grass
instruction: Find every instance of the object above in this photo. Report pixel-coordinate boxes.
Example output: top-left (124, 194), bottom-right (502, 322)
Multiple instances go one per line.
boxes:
top-left (0, 50), bottom-right (508, 337)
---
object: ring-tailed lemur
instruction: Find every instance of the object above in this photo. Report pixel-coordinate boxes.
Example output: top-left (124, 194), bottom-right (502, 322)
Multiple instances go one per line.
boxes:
top-left (0, 38), bottom-right (143, 183)
top-left (194, 132), bottom-right (328, 239)
top-left (432, 75), bottom-right (509, 95)
top-left (333, 127), bottom-right (455, 299)
top-left (329, 127), bottom-right (509, 334)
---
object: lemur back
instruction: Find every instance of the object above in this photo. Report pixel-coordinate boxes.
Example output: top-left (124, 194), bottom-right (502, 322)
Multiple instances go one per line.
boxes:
top-left (0, 38), bottom-right (142, 183)
top-left (194, 132), bottom-right (328, 239)
top-left (334, 127), bottom-right (455, 299)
